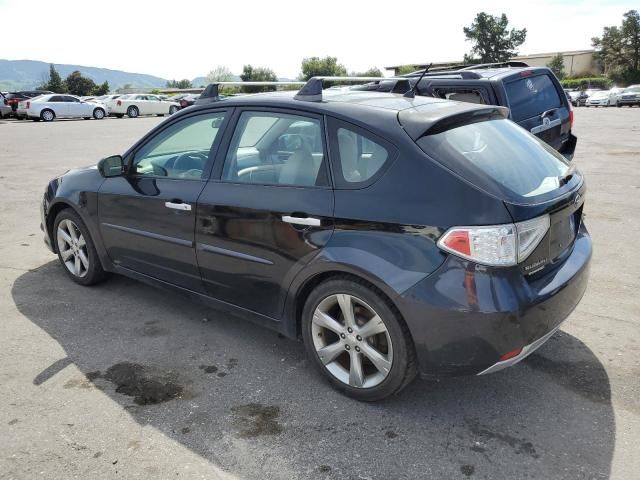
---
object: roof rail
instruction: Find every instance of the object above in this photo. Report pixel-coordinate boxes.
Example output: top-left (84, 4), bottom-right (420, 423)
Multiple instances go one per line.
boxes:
top-left (195, 81), bottom-right (306, 105)
top-left (403, 70), bottom-right (482, 80)
top-left (459, 61), bottom-right (529, 70)
top-left (294, 76), bottom-right (411, 102)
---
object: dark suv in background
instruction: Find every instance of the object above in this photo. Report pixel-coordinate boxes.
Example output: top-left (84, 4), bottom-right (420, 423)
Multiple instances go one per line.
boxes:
top-left (353, 62), bottom-right (577, 160)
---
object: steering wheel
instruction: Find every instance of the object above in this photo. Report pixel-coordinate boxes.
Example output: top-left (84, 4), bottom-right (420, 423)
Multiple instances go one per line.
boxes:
top-left (179, 169), bottom-right (203, 179)
top-left (174, 151), bottom-right (208, 171)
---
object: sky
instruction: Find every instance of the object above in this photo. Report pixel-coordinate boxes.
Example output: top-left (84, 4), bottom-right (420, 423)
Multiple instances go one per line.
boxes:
top-left (0, 0), bottom-right (636, 79)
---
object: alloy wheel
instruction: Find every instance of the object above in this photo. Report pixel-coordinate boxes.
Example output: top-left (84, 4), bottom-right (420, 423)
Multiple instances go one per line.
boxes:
top-left (312, 294), bottom-right (393, 388)
top-left (56, 219), bottom-right (89, 278)
top-left (42, 110), bottom-right (54, 121)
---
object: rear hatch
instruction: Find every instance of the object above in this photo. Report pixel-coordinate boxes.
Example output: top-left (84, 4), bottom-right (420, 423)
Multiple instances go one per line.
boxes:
top-left (402, 109), bottom-right (584, 275)
top-left (502, 69), bottom-right (576, 159)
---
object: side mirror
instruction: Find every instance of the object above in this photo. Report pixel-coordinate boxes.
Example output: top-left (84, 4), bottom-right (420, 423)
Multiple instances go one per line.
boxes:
top-left (98, 155), bottom-right (124, 177)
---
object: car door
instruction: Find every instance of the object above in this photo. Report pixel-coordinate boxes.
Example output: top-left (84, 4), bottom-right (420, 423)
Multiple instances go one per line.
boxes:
top-left (196, 108), bottom-right (335, 319)
top-left (64, 96), bottom-right (86, 117)
top-left (98, 110), bottom-right (229, 292)
top-left (45, 95), bottom-right (66, 116)
top-left (147, 95), bottom-right (163, 114)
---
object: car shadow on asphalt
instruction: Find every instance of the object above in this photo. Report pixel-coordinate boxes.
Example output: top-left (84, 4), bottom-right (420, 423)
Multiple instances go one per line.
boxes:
top-left (11, 261), bottom-right (614, 479)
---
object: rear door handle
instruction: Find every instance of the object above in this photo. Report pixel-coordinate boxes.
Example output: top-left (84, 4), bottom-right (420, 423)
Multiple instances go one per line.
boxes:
top-left (165, 201), bottom-right (192, 211)
top-left (282, 215), bottom-right (321, 227)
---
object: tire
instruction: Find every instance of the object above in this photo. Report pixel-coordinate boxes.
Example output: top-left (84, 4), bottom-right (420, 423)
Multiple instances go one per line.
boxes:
top-left (115, 113), bottom-right (124, 118)
top-left (40, 109), bottom-right (55, 122)
top-left (127, 106), bottom-right (139, 118)
top-left (169, 105), bottom-right (179, 115)
top-left (53, 209), bottom-right (107, 286)
top-left (93, 108), bottom-right (105, 120)
top-left (302, 277), bottom-right (416, 401)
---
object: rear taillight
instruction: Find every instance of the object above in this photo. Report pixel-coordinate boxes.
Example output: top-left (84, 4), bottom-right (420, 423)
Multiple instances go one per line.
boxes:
top-left (569, 108), bottom-right (574, 129)
top-left (437, 215), bottom-right (550, 267)
top-left (520, 70), bottom-right (533, 77)
top-left (180, 100), bottom-right (187, 107)
top-left (117, 100), bottom-right (122, 106)
top-left (26, 101), bottom-right (30, 108)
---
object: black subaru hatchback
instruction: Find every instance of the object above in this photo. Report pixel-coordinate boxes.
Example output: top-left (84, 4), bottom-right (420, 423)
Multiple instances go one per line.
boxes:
top-left (40, 82), bottom-right (591, 400)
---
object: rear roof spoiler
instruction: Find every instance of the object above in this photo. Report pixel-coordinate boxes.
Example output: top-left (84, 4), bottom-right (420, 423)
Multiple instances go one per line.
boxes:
top-left (399, 105), bottom-right (509, 140)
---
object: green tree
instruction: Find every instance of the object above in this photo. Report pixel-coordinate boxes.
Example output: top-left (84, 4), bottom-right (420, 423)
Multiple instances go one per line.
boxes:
top-left (166, 79), bottom-right (192, 89)
top-left (463, 12), bottom-right (527, 63)
top-left (593, 10), bottom-right (640, 85)
top-left (240, 65), bottom-right (278, 93)
top-left (37, 64), bottom-right (66, 92)
top-left (206, 65), bottom-right (234, 83)
top-left (350, 67), bottom-right (383, 77)
top-left (92, 81), bottom-right (110, 96)
top-left (547, 53), bottom-right (566, 79)
top-left (396, 65), bottom-right (419, 75)
top-left (299, 56), bottom-right (347, 80)
top-left (64, 70), bottom-right (96, 96)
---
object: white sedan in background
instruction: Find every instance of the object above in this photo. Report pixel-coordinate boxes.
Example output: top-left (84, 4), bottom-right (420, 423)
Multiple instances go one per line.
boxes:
top-left (585, 91), bottom-right (612, 107)
top-left (17, 94), bottom-right (108, 121)
top-left (107, 94), bottom-right (180, 118)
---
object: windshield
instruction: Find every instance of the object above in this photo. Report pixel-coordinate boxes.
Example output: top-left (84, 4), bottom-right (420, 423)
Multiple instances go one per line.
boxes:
top-left (417, 118), bottom-right (570, 199)
top-left (624, 87), bottom-right (640, 93)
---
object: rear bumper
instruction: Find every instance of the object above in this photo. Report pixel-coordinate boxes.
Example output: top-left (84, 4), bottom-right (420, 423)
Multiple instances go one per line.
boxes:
top-left (397, 223), bottom-right (592, 378)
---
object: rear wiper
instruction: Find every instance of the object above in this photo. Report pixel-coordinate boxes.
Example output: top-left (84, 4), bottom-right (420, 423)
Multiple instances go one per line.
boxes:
top-left (558, 164), bottom-right (576, 186)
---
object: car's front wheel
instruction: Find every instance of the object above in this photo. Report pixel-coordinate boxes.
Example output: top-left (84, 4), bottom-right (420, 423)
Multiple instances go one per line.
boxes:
top-left (93, 108), bottom-right (106, 120)
top-left (53, 209), bottom-right (107, 286)
top-left (302, 277), bottom-right (416, 401)
top-left (169, 105), bottom-right (179, 115)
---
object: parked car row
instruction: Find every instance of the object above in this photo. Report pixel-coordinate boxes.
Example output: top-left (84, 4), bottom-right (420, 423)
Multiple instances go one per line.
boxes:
top-left (1, 91), bottom-right (186, 121)
top-left (565, 85), bottom-right (640, 107)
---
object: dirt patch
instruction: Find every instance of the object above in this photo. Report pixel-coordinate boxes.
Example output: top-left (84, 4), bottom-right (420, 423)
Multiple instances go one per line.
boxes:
top-left (460, 464), bottom-right (475, 477)
top-left (465, 418), bottom-right (539, 459)
top-left (199, 365), bottom-right (218, 374)
top-left (102, 362), bottom-right (184, 405)
top-left (231, 403), bottom-right (283, 438)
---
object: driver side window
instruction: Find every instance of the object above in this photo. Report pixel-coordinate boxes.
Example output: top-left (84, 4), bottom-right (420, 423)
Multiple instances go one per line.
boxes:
top-left (132, 112), bottom-right (226, 180)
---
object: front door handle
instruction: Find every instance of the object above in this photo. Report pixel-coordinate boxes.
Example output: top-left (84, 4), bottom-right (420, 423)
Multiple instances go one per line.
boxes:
top-left (165, 201), bottom-right (192, 211)
top-left (282, 215), bottom-right (321, 227)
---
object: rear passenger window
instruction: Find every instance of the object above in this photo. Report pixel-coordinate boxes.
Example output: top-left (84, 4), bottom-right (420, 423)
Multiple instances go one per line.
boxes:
top-left (505, 75), bottom-right (562, 122)
top-left (331, 121), bottom-right (392, 187)
top-left (222, 111), bottom-right (327, 187)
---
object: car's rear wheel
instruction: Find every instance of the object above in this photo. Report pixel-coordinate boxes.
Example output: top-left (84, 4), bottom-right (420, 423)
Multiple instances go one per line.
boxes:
top-left (40, 109), bottom-right (55, 122)
top-left (127, 106), bottom-right (139, 118)
top-left (302, 278), bottom-right (416, 401)
top-left (93, 108), bottom-right (105, 120)
top-left (53, 209), bottom-right (106, 286)
top-left (169, 105), bottom-right (179, 115)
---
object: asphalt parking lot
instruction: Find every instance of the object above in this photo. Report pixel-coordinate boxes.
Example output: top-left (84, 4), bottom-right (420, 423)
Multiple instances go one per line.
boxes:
top-left (0, 110), bottom-right (639, 480)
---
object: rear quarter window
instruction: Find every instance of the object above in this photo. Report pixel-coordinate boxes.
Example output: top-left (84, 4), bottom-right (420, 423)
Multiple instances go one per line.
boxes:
top-left (505, 74), bottom-right (563, 122)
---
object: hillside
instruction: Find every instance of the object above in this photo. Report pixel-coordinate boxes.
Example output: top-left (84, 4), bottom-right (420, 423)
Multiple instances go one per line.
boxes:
top-left (0, 59), bottom-right (169, 91)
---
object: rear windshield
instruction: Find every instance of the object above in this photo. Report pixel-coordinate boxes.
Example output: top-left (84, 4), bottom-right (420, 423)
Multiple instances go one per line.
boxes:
top-left (417, 118), bottom-right (570, 199)
top-left (505, 74), bottom-right (563, 122)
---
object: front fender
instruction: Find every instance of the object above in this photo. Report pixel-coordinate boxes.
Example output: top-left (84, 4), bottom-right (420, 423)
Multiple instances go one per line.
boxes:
top-left (43, 167), bottom-right (111, 269)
